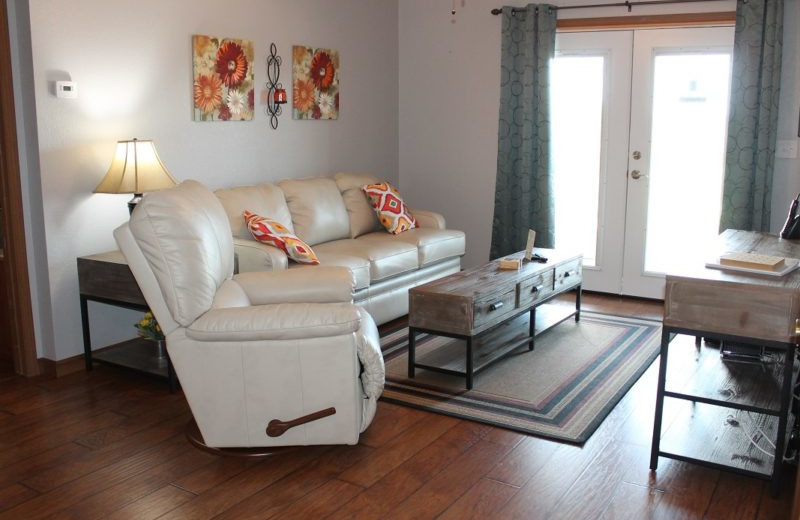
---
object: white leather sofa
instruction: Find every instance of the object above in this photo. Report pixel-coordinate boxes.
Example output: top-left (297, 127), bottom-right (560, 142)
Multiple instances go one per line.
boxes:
top-left (215, 172), bottom-right (466, 325)
top-left (114, 180), bottom-right (385, 448)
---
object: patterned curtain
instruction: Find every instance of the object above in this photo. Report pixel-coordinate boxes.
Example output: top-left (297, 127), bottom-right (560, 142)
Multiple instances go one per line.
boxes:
top-left (719, 0), bottom-right (783, 232)
top-left (490, 4), bottom-right (557, 259)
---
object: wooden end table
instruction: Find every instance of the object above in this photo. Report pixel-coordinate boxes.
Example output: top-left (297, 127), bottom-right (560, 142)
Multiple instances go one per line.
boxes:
top-left (408, 249), bottom-right (582, 389)
top-left (78, 250), bottom-right (178, 392)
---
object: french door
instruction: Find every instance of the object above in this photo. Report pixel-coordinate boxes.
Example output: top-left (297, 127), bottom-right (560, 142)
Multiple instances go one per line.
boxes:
top-left (552, 27), bottom-right (734, 299)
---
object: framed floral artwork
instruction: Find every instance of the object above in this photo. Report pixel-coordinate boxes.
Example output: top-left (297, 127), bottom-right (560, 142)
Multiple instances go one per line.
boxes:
top-left (192, 35), bottom-right (255, 121)
top-left (292, 45), bottom-right (339, 120)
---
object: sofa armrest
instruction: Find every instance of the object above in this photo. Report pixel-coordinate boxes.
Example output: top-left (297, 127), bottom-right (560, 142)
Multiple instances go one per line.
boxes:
top-left (186, 302), bottom-right (362, 341)
top-left (410, 208), bottom-right (446, 230)
top-left (233, 237), bottom-right (289, 273)
top-left (233, 267), bottom-right (355, 305)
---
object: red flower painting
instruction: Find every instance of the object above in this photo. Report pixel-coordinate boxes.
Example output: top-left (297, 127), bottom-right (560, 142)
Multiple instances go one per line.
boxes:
top-left (293, 45), bottom-right (339, 120)
top-left (193, 35), bottom-right (254, 121)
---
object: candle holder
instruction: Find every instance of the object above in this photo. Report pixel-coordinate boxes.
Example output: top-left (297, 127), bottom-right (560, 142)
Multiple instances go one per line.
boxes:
top-left (265, 43), bottom-right (286, 129)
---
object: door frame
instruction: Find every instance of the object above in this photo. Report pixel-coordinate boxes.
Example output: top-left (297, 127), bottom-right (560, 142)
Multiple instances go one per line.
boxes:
top-left (0, 0), bottom-right (39, 376)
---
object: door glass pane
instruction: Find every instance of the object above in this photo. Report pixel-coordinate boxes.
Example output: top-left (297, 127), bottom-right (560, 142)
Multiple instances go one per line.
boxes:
top-left (644, 53), bottom-right (731, 273)
top-left (551, 55), bottom-right (604, 266)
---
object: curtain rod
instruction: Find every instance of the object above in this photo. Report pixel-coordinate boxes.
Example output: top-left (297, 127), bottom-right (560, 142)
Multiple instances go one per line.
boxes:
top-left (490, 0), bottom-right (730, 15)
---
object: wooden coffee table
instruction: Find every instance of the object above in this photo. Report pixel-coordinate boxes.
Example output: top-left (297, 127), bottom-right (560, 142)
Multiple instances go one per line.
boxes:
top-left (408, 249), bottom-right (582, 389)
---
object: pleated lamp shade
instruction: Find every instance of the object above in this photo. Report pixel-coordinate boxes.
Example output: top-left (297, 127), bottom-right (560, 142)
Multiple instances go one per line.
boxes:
top-left (94, 138), bottom-right (177, 195)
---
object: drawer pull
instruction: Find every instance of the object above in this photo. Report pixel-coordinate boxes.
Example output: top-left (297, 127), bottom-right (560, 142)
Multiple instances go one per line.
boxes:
top-left (489, 301), bottom-right (504, 311)
top-left (563, 271), bottom-right (572, 278)
top-left (531, 284), bottom-right (544, 294)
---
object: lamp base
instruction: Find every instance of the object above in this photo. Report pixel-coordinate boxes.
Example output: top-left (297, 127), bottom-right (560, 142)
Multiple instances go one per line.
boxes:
top-left (128, 193), bottom-right (143, 215)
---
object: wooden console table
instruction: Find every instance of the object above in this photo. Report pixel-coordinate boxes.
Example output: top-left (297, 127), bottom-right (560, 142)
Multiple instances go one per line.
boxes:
top-left (77, 251), bottom-right (177, 392)
top-left (650, 230), bottom-right (799, 495)
top-left (408, 248), bottom-right (582, 389)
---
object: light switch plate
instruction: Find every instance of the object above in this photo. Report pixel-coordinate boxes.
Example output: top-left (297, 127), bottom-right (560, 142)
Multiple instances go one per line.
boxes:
top-left (776, 139), bottom-right (798, 159)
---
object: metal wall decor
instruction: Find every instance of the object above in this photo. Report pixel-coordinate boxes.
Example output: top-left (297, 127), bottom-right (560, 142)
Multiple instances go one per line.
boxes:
top-left (265, 43), bottom-right (287, 129)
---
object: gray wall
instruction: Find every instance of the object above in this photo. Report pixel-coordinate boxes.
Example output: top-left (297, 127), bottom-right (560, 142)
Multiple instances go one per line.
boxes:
top-left (25, 0), bottom-right (399, 361)
top-left (771, 0), bottom-right (800, 232)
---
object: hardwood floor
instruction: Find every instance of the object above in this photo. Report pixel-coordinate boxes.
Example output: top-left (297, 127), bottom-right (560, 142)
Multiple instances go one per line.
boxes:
top-left (0, 293), bottom-right (794, 519)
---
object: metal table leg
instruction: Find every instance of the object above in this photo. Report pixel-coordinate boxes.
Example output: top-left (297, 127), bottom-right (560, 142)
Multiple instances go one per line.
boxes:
top-left (650, 327), bottom-right (671, 470)
top-left (80, 295), bottom-right (93, 371)
top-left (771, 344), bottom-right (796, 496)
top-left (408, 327), bottom-right (416, 379)
top-left (466, 336), bottom-right (474, 390)
top-left (528, 307), bottom-right (536, 351)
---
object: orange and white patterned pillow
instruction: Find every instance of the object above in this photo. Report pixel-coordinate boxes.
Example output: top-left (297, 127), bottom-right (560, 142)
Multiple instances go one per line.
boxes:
top-left (361, 182), bottom-right (418, 234)
top-left (243, 210), bottom-right (319, 265)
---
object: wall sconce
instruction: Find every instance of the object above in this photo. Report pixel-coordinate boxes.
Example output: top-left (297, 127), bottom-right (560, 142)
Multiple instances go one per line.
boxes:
top-left (265, 43), bottom-right (286, 129)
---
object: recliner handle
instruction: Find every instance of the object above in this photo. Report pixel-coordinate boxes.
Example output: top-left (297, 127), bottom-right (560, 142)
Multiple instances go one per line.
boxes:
top-left (266, 407), bottom-right (337, 437)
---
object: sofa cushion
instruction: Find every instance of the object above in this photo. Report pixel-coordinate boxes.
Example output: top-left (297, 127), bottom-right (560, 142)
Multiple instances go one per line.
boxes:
top-left (289, 252), bottom-right (370, 290)
top-left (362, 182), bottom-right (418, 234)
top-left (215, 184), bottom-right (293, 239)
top-left (278, 177), bottom-right (350, 246)
top-left (314, 238), bottom-right (418, 282)
top-left (244, 210), bottom-right (319, 265)
top-left (358, 229), bottom-right (466, 267)
top-left (334, 172), bottom-right (382, 238)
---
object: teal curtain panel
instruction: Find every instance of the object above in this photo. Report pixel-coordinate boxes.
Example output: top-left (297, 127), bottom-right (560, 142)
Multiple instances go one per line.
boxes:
top-left (490, 4), bottom-right (557, 259)
top-left (719, 0), bottom-right (784, 232)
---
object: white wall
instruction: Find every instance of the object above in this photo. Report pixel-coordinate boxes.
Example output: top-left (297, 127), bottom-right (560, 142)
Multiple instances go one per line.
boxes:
top-left (400, 0), bottom-right (800, 270)
top-left (27, 0), bottom-right (399, 360)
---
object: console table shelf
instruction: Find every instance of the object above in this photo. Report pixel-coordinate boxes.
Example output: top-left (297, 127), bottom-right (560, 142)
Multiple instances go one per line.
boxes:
top-left (664, 339), bottom-right (790, 415)
top-left (651, 230), bottom-right (800, 496)
top-left (659, 398), bottom-right (792, 479)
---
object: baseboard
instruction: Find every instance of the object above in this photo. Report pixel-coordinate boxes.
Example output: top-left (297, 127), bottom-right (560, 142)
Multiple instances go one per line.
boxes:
top-left (38, 353), bottom-right (85, 378)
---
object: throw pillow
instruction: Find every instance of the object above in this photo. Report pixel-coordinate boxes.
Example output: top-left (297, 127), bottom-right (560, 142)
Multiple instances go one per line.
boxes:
top-left (243, 210), bottom-right (319, 265)
top-left (362, 182), bottom-right (418, 234)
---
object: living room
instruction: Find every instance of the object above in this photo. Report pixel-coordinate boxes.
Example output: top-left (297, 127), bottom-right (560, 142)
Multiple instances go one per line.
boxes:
top-left (2, 0), bottom-right (800, 517)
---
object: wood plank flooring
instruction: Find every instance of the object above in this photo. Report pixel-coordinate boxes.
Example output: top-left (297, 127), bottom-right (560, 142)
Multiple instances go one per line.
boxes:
top-left (0, 293), bottom-right (795, 519)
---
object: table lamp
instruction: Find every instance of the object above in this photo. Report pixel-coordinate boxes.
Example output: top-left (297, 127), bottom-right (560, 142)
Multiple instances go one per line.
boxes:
top-left (94, 138), bottom-right (178, 214)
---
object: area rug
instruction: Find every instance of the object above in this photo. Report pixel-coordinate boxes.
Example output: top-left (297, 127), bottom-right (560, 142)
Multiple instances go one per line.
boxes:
top-left (379, 311), bottom-right (661, 443)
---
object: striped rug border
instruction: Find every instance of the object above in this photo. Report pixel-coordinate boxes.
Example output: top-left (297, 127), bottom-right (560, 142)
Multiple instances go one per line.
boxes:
top-left (379, 311), bottom-right (661, 443)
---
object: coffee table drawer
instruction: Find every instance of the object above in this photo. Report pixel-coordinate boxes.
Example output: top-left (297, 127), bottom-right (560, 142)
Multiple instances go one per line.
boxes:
top-left (555, 259), bottom-right (581, 291)
top-left (517, 269), bottom-right (554, 308)
top-left (474, 287), bottom-right (517, 330)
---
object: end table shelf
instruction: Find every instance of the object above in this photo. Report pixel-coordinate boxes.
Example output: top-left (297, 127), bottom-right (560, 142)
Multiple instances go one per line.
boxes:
top-left (78, 251), bottom-right (178, 392)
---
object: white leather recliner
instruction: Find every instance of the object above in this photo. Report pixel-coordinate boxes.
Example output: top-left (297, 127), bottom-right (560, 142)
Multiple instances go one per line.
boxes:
top-left (113, 180), bottom-right (385, 448)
